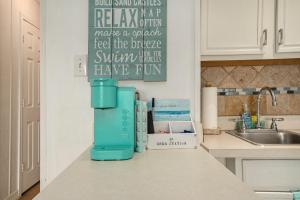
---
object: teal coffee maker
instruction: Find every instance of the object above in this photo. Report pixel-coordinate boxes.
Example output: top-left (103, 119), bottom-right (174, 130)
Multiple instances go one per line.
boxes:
top-left (90, 78), bottom-right (136, 160)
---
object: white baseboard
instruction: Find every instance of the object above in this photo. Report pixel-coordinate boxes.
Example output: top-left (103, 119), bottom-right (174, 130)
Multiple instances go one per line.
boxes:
top-left (4, 191), bottom-right (19, 200)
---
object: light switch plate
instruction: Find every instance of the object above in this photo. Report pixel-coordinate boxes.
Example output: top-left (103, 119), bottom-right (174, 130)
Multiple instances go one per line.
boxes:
top-left (74, 55), bottom-right (87, 77)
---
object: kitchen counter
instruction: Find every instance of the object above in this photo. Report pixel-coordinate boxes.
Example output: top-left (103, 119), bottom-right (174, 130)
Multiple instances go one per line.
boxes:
top-left (202, 130), bottom-right (300, 158)
top-left (34, 148), bottom-right (259, 200)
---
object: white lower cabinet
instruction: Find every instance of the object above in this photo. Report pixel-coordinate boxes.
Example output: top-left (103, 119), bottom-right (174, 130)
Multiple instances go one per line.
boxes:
top-left (256, 192), bottom-right (293, 200)
top-left (242, 160), bottom-right (300, 191)
top-left (225, 159), bottom-right (300, 199)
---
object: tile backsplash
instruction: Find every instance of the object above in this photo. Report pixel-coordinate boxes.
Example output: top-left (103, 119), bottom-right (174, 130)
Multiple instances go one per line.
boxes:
top-left (201, 64), bottom-right (300, 116)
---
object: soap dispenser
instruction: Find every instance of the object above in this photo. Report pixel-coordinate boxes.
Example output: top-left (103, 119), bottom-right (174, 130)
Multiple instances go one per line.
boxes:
top-left (241, 103), bottom-right (252, 129)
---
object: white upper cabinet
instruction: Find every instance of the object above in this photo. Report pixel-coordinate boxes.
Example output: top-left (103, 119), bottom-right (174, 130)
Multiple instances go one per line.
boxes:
top-left (276, 0), bottom-right (300, 53)
top-left (201, 0), bottom-right (300, 60)
top-left (201, 0), bottom-right (265, 56)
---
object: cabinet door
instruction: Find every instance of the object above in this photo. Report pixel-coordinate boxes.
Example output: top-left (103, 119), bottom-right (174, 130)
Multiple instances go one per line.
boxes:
top-left (201, 0), bottom-right (265, 55)
top-left (256, 192), bottom-right (293, 200)
top-left (242, 160), bottom-right (300, 191)
top-left (276, 0), bottom-right (300, 53)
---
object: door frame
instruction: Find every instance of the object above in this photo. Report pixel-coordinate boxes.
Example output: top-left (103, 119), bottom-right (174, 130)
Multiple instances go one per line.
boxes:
top-left (18, 15), bottom-right (40, 194)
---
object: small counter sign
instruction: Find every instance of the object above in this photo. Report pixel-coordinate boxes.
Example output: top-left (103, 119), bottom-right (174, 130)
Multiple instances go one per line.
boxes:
top-left (88, 0), bottom-right (167, 81)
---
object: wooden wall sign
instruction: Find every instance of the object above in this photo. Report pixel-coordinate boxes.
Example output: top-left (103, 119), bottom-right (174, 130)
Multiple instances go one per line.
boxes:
top-left (88, 0), bottom-right (167, 81)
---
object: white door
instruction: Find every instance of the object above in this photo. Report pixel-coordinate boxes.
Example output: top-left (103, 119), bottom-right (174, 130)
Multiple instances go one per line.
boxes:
top-left (201, 0), bottom-right (265, 56)
top-left (276, 0), bottom-right (300, 53)
top-left (21, 19), bottom-right (40, 193)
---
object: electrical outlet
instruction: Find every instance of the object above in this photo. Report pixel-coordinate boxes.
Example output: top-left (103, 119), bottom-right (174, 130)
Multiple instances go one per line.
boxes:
top-left (74, 55), bottom-right (87, 77)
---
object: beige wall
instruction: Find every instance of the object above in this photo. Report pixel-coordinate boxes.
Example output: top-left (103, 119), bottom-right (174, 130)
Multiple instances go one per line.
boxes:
top-left (41, 0), bottom-right (200, 188)
top-left (0, 0), bottom-right (39, 199)
top-left (0, 0), bottom-right (13, 199)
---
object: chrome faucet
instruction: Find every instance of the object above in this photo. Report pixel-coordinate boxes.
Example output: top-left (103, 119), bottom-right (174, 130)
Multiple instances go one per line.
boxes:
top-left (270, 117), bottom-right (284, 131)
top-left (256, 87), bottom-right (277, 129)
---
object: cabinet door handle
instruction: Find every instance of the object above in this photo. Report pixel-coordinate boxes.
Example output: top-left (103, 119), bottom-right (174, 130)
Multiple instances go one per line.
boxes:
top-left (261, 29), bottom-right (268, 47)
top-left (278, 28), bottom-right (284, 45)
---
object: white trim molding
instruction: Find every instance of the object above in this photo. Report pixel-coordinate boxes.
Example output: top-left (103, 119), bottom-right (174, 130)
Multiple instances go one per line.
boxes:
top-left (194, 0), bottom-right (201, 123)
top-left (4, 191), bottom-right (19, 200)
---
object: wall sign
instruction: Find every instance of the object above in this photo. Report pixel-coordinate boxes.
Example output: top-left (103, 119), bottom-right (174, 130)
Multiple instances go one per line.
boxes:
top-left (88, 0), bottom-right (167, 81)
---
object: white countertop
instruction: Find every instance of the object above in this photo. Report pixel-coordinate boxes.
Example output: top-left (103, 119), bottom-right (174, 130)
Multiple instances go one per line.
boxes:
top-left (34, 148), bottom-right (259, 200)
top-left (202, 130), bottom-right (300, 158)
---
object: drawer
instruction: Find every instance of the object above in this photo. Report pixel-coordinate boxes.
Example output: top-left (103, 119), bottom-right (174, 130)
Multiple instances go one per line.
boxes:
top-left (255, 192), bottom-right (293, 200)
top-left (242, 159), bottom-right (300, 191)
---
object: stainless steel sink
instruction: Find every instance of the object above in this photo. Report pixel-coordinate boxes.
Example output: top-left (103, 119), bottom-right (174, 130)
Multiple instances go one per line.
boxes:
top-left (226, 129), bottom-right (300, 145)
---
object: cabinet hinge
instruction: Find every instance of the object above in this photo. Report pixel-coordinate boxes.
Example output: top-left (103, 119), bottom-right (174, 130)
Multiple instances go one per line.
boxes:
top-left (21, 163), bottom-right (24, 173)
top-left (21, 99), bottom-right (25, 107)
